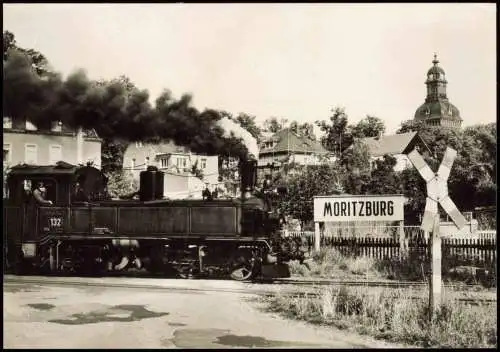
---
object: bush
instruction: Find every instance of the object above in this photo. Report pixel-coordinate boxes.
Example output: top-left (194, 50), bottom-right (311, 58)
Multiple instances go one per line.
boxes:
top-left (106, 170), bottom-right (139, 199)
top-left (262, 286), bottom-right (497, 348)
top-left (290, 247), bottom-right (379, 279)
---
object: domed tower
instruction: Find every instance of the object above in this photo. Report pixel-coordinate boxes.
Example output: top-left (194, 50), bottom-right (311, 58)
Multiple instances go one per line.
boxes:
top-left (414, 54), bottom-right (462, 129)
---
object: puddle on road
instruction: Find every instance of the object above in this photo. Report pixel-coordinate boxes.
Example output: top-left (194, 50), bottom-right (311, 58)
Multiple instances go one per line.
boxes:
top-left (168, 329), bottom-right (230, 348)
top-left (27, 303), bottom-right (56, 311)
top-left (215, 334), bottom-right (326, 348)
top-left (169, 328), bottom-right (328, 348)
top-left (48, 304), bottom-right (169, 325)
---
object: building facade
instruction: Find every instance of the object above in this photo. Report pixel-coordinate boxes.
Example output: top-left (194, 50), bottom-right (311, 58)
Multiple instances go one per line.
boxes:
top-left (258, 128), bottom-right (332, 176)
top-left (122, 142), bottom-right (219, 199)
top-left (413, 54), bottom-right (463, 128)
top-left (3, 116), bottom-right (102, 169)
top-left (358, 132), bottom-right (431, 172)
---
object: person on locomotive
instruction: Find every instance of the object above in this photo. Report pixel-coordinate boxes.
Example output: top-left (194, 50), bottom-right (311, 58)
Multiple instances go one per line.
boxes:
top-left (202, 184), bottom-right (213, 201)
top-left (33, 182), bottom-right (53, 206)
top-left (72, 182), bottom-right (89, 202)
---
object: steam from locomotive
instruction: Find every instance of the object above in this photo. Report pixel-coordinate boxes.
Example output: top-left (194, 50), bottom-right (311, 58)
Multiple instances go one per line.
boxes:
top-left (216, 116), bottom-right (260, 160)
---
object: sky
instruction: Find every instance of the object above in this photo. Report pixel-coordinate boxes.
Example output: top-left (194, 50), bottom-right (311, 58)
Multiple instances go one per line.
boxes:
top-left (3, 3), bottom-right (497, 135)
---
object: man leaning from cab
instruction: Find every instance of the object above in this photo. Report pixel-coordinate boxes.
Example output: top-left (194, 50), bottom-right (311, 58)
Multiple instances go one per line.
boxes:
top-left (33, 182), bottom-right (53, 205)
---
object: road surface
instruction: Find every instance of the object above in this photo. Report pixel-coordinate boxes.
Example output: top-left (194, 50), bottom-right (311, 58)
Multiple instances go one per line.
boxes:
top-left (4, 276), bottom-right (409, 349)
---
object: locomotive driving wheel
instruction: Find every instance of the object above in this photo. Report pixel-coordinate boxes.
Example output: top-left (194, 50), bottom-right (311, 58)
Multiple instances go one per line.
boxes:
top-left (229, 248), bottom-right (257, 281)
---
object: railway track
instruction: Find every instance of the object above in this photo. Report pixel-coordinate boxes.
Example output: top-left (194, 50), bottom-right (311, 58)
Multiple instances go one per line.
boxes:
top-left (262, 278), bottom-right (490, 290)
top-left (5, 275), bottom-right (496, 306)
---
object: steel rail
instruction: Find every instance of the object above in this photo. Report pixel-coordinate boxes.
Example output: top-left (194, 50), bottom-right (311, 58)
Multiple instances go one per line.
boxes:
top-left (5, 276), bottom-right (495, 305)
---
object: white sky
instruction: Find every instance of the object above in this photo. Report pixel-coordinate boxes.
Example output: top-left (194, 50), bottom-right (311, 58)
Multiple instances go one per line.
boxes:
top-left (3, 3), bottom-right (496, 134)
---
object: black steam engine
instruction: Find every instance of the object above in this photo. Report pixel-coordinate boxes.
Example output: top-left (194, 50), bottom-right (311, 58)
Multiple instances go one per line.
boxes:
top-left (3, 160), bottom-right (304, 280)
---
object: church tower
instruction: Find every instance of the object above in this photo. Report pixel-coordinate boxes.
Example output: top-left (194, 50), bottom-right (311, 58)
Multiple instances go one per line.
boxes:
top-left (413, 54), bottom-right (462, 128)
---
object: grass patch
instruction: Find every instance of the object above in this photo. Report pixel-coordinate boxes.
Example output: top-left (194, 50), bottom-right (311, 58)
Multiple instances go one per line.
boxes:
top-left (261, 286), bottom-right (497, 348)
top-left (292, 247), bottom-right (497, 287)
top-left (290, 248), bottom-right (381, 279)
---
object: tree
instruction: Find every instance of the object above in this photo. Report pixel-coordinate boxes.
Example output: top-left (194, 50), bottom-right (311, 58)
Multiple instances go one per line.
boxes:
top-left (3, 30), bottom-right (51, 76)
top-left (234, 112), bottom-right (262, 141)
top-left (106, 170), bottom-right (139, 199)
top-left (263, 117), bottom-right (288, 133)
top-left (338, 138), bottom-right (371, 194)
top-left (298, 123), bottom-right (315, 140)
top-left (399, 167), bottom-right (427, 224)
top-left (397, 120), bottom-right (497, 212)
top-left (280, 163), bottom-right (341, 228)
top-left (366, 155), bottom-right (401, 195)
top-left (351, 115), bottom-right (386, 138)
top-left (316, 106), bottom-right (353, 156)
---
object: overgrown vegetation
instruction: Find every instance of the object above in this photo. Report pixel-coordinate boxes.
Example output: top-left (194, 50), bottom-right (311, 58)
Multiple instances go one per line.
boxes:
top-left (290, 247), bottom-right (497, 287)
top-left (261, 286), bottom-right (496, 348)
top-left (106, 171), bottom-right (139, 199)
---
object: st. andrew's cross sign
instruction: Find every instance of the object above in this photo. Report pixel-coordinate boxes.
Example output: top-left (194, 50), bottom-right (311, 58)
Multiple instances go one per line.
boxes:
top-left (408, 147), bottom-right (466, 232)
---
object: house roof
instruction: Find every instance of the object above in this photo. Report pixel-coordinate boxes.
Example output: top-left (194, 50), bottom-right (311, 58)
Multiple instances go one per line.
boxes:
top-left (7, 161), bottom-right (78, 176)
top-left (259, 128), bottom-right (329, 156)
top-left (359, 132), bottom-right (429, 157)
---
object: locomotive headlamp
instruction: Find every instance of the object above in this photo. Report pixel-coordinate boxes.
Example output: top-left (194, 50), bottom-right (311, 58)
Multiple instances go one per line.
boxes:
top-left (22, 243), bottom-right (36, 258)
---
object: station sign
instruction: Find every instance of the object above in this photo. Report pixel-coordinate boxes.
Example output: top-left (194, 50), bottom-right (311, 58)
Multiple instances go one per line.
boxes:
top-left (313, 194), bottom-right (405, 222)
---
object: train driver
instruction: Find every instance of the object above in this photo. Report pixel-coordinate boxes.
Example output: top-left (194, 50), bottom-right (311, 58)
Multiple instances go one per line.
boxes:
top-left (73, 182), bottom-right (89, 202)
top-left (33, 182), bottom-right (53, 206)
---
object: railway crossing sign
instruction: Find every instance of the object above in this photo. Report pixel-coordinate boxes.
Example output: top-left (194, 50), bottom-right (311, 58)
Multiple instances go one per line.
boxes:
top-left (407, 147), bottom-right (466, 232)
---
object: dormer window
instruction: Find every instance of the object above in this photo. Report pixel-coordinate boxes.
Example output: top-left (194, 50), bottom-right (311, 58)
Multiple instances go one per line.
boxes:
top-left (3, 116), bottom-right (12, 129)
top-left (425, 108), bottom-right (430, 116)
top-left (428, 74), bottom-right (434, 80)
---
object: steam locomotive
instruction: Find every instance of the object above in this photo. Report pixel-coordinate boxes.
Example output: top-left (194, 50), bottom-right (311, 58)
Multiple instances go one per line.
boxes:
top-left (3, 159), bottom-right (304, 280)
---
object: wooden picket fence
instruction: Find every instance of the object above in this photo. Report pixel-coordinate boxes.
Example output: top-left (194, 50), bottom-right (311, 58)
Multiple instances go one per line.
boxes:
top-left (286, 231), bottom-right (497, 266)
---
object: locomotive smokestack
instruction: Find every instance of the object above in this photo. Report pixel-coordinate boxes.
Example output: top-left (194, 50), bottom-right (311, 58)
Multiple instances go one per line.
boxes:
top-left (240, 159), bottom-right (257, 200)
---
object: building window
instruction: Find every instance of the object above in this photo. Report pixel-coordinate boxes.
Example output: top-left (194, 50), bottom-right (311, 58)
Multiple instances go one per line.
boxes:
top-left (131, 158), bottom-right (136, 170)
top-left (3, 144), bottom-right (12, 164)
top-left (25, 120), bottom-right (38, 131)
top-left (136, 142), bottom-right (143, 148)
top-left (51, 121), bottom-right (63, 132)
top-left (3, 116), bottom-right (12, 129)
top-left (49, 145), bottom-right (62, 164)
top-left (145, 157), bottom-right (150, 168)
top-left (200, 158), bottom-right (207, 169)
top-left (160, 158), bottom-right (168, 168)
top-left (25, 144), bottom-right (38, 164)
top-left (176, 157), bottom-right (187, 168)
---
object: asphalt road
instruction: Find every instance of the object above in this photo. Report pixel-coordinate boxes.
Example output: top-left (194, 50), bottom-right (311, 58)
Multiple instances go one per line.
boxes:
top-left (3, 276), bottom-right (408, 349)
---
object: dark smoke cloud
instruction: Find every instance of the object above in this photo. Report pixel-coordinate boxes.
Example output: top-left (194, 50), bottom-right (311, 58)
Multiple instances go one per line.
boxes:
top-left (3, 49), bottom-right (252, 160)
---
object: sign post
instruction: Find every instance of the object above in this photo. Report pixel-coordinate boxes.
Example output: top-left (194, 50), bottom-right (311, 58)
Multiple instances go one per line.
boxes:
top-left (313, 194), bottom-right (405, 253)
top-left (407, 147), bottom-right (466, 318)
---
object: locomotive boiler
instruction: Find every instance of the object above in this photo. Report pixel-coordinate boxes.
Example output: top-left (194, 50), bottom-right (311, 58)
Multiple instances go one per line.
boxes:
top-left (3, 159), bottom-right (304, 280)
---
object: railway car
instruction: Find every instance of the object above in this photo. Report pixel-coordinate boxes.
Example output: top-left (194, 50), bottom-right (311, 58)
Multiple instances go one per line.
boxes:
top-left (3, 160), bottom-right (304, 281)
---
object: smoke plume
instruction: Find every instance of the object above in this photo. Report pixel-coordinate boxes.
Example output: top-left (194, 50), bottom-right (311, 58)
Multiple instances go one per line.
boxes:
top-left (3, 48), bottom-right (258, 160)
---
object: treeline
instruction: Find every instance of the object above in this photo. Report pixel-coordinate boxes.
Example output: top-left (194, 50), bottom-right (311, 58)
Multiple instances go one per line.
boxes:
top-left (275, 108), bottom-right (496, 226)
